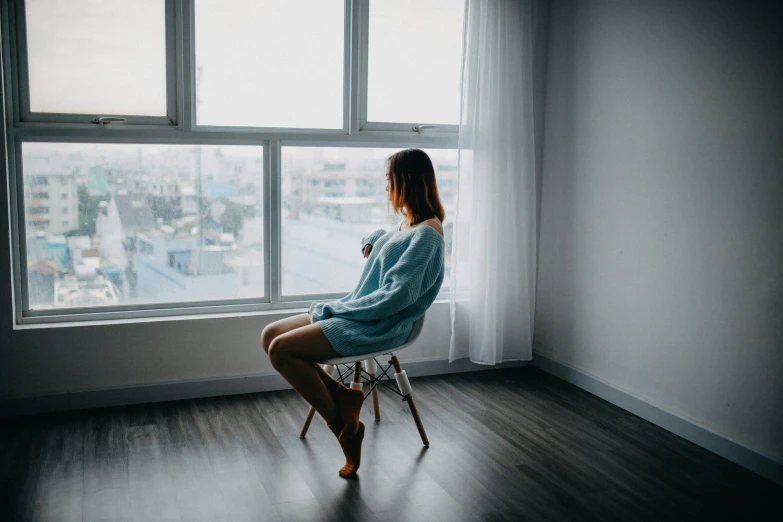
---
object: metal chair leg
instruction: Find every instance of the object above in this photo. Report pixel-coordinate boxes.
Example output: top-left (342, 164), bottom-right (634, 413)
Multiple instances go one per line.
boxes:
top-left (390, 354), bottom-right (429, 446)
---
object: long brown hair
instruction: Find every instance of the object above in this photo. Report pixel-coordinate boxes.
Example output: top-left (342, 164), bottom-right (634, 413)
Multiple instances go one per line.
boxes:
top-left (386, 149), bottom-right (445, 226)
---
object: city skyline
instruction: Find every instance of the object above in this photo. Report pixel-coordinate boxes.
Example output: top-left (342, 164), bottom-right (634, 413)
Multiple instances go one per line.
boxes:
top-left (22, 143), bottom-right (458, 309)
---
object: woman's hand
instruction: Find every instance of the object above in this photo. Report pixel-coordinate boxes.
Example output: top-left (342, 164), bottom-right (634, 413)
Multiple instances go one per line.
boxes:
top-left (362, 244), bottom-right (372, 258)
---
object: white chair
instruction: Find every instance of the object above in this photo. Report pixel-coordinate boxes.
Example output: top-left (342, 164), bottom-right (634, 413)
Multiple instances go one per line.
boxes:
top-left (299, 313), bottom-right (429, 446)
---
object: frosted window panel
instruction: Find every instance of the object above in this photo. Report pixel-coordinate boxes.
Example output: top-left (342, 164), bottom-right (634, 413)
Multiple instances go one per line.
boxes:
top-left (25, 0), bottom-right (167, 116)
top-left (367, 0), bottom-right (464, 125)
top-left (22, 143), bottom-right (264, 310)
top-left (195, 0), bottom-right (344, 129)
top-left (281, 146), bottom-right (458, 297)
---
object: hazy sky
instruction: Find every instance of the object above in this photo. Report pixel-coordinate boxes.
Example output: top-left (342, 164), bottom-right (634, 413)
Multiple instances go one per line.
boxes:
top-left (25, 0), bottom-right (463, 128)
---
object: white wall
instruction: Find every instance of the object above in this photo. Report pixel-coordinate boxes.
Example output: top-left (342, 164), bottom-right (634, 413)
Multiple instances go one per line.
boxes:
top-left (536, 0), bottom-right (783, 461)
top-left (0, 293), bottom-right (455, 399)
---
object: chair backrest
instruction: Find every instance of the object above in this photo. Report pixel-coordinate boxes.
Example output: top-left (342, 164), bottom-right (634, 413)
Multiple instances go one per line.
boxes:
top-left (401, 312), bottom-right (426, 348)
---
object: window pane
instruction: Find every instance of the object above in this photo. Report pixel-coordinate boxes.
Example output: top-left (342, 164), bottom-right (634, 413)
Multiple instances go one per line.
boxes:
top-left (22, 143), bottom-right (264, 310)
top-left (195, 0), bottom-right (344, 129)
top-left (281, 147), bottom-right (457, 296)
top-left (25, 0), bottom-right (167, 116)
top-left (367, 0), bottom-right (464, 125)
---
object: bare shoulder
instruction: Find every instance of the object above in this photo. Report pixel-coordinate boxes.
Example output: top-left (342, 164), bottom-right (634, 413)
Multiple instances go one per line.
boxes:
top-left (420, 218), bottom-right (444, 237)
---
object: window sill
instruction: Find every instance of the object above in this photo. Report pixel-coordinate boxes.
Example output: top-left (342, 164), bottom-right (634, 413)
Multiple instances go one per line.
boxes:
top-left (13, 298), bottom-right (451, 331)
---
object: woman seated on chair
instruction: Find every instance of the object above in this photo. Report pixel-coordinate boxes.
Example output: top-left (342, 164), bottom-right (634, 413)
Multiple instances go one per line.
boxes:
top-left (260, 148), bottom-right (446, 478)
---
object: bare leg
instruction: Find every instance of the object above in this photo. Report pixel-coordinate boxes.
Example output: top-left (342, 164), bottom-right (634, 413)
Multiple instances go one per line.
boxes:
top-left (260, 313), bottom-right (343, 389)
top-left (314, 362), bottom-right (340, 386)
top-left (264, 320), bottom-right (366, 478)
top-left (260, 313), bottom-right (311, 354)
top-left (267, 323), bottom-right (342, 424)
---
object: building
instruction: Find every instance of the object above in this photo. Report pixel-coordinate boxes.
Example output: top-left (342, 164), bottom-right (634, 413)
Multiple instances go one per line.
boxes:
top-left (95, 193), bottom-right (157, 269)
top-left (134, 232), bottom-right (239, 303)
top-left (281, 155), bottom-right (458, 223)
top-left (86, 165), bottom-right (108, 196)
top-left (53, 278), bottom-right (120, 308)
top-left (317, 196), bottom-right (376, 222)
top-left (23, 171), bottom-right (79, 235)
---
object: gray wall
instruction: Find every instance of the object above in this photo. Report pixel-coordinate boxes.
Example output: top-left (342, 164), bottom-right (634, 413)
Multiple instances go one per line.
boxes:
top-left (536, 0), bottom-right (783, 461)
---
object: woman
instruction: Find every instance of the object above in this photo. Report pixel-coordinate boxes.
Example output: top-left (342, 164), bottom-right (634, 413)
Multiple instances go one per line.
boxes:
top-left (260, 148), bottom-right (446, 478)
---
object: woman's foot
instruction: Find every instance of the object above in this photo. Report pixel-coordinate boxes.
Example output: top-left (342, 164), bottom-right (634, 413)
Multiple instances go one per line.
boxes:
top-left (328, 420), bottom-right (365, 478)
top-left (325, 379), bottom-right (365, 441)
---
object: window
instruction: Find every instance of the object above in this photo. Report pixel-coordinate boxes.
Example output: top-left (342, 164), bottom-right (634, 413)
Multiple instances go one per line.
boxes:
top-left (194, 0), bottom-right (344, 129)
top-left (3, 0), bottom-right (464, 324)
top-left (24, 0), bottom-right (168, 118)
top-left (21, 143), bottom-right (264, 311)
top-left (367, 0), bottom-right (464, 126)
top-left (281, 146), bottom-right (458, 297)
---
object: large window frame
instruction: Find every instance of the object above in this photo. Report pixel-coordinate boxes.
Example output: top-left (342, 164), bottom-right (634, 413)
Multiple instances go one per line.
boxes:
top-left (2, 0), bottom-right (460, 326)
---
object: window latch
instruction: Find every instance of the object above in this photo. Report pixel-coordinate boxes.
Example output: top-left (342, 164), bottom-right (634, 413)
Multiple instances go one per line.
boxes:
top-left (92, 116), bottom-right (127, 128)
top-left (412, 124), bottom-right (438, 134)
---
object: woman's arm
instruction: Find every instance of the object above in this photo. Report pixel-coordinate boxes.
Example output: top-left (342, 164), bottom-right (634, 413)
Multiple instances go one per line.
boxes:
top-left (360, 220), bottom-right (404, 257)
top-left (313, 231), bottom-right (443, 321)
top-left (360, 228), bottom-right (386, 253)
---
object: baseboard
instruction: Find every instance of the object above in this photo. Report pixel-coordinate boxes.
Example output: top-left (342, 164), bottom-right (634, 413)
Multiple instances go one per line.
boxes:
top-left (533, 351), bottom-right (783, 487)
top-left (0, 356), bottom-right (530, 417)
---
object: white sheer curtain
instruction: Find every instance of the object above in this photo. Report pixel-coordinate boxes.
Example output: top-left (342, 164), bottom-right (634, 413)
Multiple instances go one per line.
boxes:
top-left (449, 0), bottom-right (545, 364)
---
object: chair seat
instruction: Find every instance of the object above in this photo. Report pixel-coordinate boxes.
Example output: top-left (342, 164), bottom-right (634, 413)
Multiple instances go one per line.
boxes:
top-left (320, 345), bottom-right (403, 366)
top-left (319, 313), bottom-right (426, 366)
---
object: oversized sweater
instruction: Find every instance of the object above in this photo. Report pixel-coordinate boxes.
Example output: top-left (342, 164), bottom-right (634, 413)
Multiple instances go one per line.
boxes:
top-left (309, 222), bottom-right (445, 356)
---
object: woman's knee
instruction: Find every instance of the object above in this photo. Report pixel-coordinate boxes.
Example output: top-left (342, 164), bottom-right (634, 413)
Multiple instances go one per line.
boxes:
top-left (260, 325), bottom-right (279, 354)
top-left (267, 336), bottom-right (289, 369)
top-left (261, 314), bottom-right (310, 354)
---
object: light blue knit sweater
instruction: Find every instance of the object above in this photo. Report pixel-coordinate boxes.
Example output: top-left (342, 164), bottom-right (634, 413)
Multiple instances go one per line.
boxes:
top-left (309, 222), bottom-right (445, 356)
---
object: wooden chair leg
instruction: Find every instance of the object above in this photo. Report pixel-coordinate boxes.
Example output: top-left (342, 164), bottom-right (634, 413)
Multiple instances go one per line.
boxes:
top-left (350, 361), bottom-right (366, 423)
top-left (352, 361), bottom-right (362, 386)
top-left (370, 371), bottom-right (381, 421)
top-left (300, 406), bottom-right (316, 438)
top-left (390, 354), bottom-right (429, 446)
top-left (364, 359), bottom-right (381, 421)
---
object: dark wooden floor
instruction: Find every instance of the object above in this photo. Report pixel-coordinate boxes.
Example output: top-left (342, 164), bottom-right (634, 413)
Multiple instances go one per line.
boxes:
top-left (1, 367), bottom-right (780, 522)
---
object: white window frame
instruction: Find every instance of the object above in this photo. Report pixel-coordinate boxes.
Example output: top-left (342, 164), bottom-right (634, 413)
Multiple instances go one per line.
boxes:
top-left (353, 0), bottom-right (461, 136)
top-left (2, 0), bottom-right (458, 326)
top-left (9, 0), bottom-right (180, 128)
